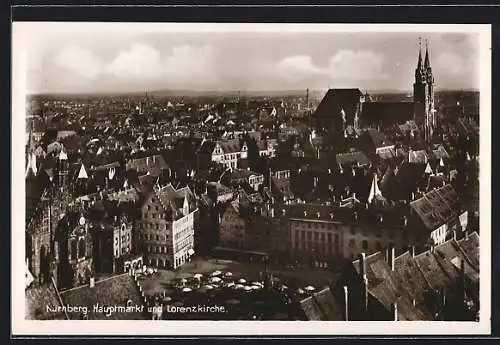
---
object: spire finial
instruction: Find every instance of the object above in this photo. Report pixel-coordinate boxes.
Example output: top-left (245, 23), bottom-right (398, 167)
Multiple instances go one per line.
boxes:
top-left (417, 37), bottom-right (423, 70)
top-left (424, 38), bottom-right (431, 69)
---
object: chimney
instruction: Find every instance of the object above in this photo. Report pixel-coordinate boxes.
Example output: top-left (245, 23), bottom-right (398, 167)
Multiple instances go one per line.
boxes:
top-left (453, 230), bottom-right (457, 241)
top-left (343, 286), bottom-right (349, 321)
top-left (270, 208), bottom-right (275, 218)
top-left (360, 253), bottom-right (369, 314)
top-left (146, 156), bottom-right (149, 166)
top-left (391, 302), bottom-right (398, 321)
top-left (460, 258), bottom-right (466, 303)
top-left (89, 276), bottom-right (95, 288)
top-left (411, 245), bottom-right (416, 258)
top-left (360, 252), bottom-right (367, 278)
top-left (390, 246), bottom-right (395, 271)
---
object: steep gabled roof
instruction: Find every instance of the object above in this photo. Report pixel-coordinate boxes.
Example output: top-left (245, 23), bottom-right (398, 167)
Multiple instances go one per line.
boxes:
top-left (126, 154), bottom-right (169, 175)
top-left (457, 232), bottom-right (480, 270)
top-left (312, 88), bottom-right (363, 120)
top-left (298, 288), bottom-right (343, 320)
top-left (361, 129), bottom-right (393, 150)
top-left (394, 251), bottom-right (432, 305)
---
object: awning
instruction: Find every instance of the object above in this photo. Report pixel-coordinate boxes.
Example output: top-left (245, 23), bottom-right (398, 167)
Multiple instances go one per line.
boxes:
top-left (188, 248), bottom-right (195, 255)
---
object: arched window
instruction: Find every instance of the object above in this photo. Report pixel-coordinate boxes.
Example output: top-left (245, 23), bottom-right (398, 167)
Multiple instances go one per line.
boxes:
top-left (78, 238), bottom-right (86, 259)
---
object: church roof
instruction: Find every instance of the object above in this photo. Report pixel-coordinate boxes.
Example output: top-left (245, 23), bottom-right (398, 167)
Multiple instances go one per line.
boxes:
top-left (361, 102), bottom-right (414, 128)
top-left (312, 88), bottom-right (363, 120)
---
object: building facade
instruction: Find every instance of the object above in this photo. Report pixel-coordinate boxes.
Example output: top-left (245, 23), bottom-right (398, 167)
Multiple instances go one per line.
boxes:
top-left (136, 184), bottom-right (197, 269)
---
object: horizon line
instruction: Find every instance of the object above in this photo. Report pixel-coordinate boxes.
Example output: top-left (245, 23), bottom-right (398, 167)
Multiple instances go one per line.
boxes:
top-left (27, 87), bottom-right (480, 97)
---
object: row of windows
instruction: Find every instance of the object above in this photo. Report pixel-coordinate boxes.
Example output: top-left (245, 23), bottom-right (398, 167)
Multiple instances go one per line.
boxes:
top-left (295, 230), bottom-right (339, 243)
top-left (294, 221), bottom-right (339, 230)
top-left (115, 246), bottom-right (131, 257)
top-left (139, 233), bottom-right (169, 242)
top-left (143, 212), bottom-right (168, 220)
top-left (174, 236), bottom-right (192, 253)
top-left (145, 245), bottom-right (169, 254)
top-left (174, 224), bottom-right (193, 241)
top-left (139, 222), bottom-right (168, 230)
top-left (114, 234), bottom-right (131, 245)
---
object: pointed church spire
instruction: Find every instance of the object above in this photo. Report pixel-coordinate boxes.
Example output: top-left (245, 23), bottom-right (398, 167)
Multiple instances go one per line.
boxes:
top-left (77, 163), bottom-right (88, 179)
top-left (415, 37), bottom-right (425, 83)
top-left (417, 37), bottom-right (423, 70)
top-left (368, 173), bottom-right (383, 204)
top-left (424, 39), bottom-right (431, 69)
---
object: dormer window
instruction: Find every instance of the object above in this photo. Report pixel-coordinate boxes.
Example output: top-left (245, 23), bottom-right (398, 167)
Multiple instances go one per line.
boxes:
top-left (377, 214), bottom-right (384, 223)
top-left (316, 212), bottom-right (321, 219)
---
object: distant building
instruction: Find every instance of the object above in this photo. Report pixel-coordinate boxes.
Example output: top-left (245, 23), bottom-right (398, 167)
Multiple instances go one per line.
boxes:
top-left (312, 40), bottom-right (436, 142)
top-left (229, 169), bottom-right (265, 192)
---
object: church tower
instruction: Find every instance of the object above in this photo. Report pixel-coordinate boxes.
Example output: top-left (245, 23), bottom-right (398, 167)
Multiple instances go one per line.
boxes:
top-left (413, 38), bottom-right (435, 141)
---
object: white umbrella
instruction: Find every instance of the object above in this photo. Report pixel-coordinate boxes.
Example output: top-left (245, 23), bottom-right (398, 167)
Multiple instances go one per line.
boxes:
top-left (210, 277), bottom-right (222, 283)
top-left (252, 281), bottom-right (263, 287)
top-left (193, 273), bottom-right (203, 279)
top-left (251, 285), bottom-right (260, 290)
top-left (225, 282), bottom-right (235, 288)
top-left (211, 270), bottom-right (222, 276)
top-left (180, 278), bottom-right (187, 283)
top-left (205, 285), bottom-right (214, 290)
top-left (238, 278), bottom-right (247, 284)
top-left (235, 284), bottom-right (245, 289)
top-left (304, 286), bottom-right (315, 292)
top-left (147, 267), bottom-right (154, 275)
top-left (297, 288), bottom-right (305, 294)
top-left (225, 272), bottom-right (233, 277)
top-left (243, 286), bottom-right (253, 291)
top-left (281, 285), bottom-right (288, 290)
top-left (182, 287), bottom-right (192, 293)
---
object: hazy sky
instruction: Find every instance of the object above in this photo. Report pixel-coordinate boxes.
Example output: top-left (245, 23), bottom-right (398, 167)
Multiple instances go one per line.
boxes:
top-left (15, 23), bottom-right (483, 94)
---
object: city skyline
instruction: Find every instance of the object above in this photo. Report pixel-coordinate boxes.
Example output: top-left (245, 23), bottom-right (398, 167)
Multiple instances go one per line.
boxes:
top-left (15, 23), bottom-right (481, 94)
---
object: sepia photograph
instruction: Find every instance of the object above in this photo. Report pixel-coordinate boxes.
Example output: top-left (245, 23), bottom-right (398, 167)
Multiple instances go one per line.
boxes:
top-left (12, 22), bottom-right (491, 335)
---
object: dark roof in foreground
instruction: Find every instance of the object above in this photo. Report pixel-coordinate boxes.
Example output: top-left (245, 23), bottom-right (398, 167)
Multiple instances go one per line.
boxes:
top-left (25, 281), bottom-right (67, 320)
top-left (299, 287), bottom-right (344, 320)
top-left (60, 274), bottom-right (147, 320)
